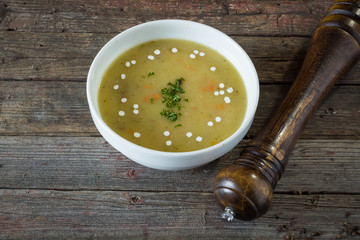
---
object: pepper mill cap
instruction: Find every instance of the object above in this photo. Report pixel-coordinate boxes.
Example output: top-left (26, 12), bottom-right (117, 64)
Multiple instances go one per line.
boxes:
top-left (214, 164), bottom-right (273, 221)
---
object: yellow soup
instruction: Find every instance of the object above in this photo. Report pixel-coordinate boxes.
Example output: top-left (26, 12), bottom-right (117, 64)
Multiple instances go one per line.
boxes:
top-left (98, 39), bottom-right (247, 152)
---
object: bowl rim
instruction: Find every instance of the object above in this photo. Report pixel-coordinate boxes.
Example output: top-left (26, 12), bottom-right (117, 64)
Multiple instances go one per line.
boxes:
top-left (87, 19), bottom-right (259, 157)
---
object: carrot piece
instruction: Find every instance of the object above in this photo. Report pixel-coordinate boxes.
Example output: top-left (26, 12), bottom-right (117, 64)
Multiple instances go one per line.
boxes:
top-left (143, 93), bottom-right (161, 102)
top-left (201, 80), bottom-right (217, 92)
top-left (153, 93), bottom-right (161, 100)
top-left (143, 96), bottom-right (150, 102)
top-left (216, 103), bottom-right (225, 110)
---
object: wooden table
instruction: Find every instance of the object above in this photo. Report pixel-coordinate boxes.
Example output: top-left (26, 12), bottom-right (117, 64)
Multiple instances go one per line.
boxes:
top-left (1, 0), bottom-right (359, 239)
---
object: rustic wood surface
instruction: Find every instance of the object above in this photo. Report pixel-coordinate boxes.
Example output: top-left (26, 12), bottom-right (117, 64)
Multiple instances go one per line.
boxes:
top-left (0, 0), bottom-right (359, 239)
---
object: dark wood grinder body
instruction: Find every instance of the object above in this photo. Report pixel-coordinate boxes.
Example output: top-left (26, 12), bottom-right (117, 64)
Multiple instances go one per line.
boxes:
top-left (214, 0), bottom-right (360, 221)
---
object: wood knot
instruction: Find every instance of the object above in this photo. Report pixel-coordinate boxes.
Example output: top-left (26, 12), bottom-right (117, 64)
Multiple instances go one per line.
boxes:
top-left (130, 195), bottom-right (143, 204)
top-left (126, 169), bottom-right (138, 179)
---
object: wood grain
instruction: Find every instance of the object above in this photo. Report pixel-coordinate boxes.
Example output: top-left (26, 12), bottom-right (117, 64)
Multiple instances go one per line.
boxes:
top-left (1, 31), bottom-right (360, 83)
top-left (1, 81), bottom-right (359, 138)
top-left (0, 189), bottom-right (359, 239)
top-left (1, 0), bottom-right (359, 236)
top-left (0, 0), bottom-right (332, 36)
top-left (1, 136), bottom-right (359, 193)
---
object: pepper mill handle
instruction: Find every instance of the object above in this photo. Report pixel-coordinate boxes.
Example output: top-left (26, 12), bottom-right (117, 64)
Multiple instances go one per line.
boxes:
top-left (214, 0), bottom-right (360, 221)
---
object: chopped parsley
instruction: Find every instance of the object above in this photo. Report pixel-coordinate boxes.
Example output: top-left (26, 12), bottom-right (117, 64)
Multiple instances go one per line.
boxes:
top-left (150, 97), bottom-right (155, 104)
top-left (160, 77), bottom-right (186, 122)
top-left (174, 124), bottom-right (182, 128)
top-left (148, 72), bottom-right (155, 77)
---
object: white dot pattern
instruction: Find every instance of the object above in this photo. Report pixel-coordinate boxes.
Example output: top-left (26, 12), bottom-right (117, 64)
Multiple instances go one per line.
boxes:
top-left (224, 96), bottom-right (231, 103)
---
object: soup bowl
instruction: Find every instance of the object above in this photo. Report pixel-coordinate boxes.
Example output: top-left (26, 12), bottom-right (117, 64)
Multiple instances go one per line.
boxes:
top-left (87, 19), bottom-right (259, 170)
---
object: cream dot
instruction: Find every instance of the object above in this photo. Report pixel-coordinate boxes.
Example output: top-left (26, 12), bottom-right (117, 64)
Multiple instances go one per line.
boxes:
top-left (214, 91), bottom-right (219, 96)
top-left (118, 111), bottom-right (125, 116)
top-left (125, 61), bottom-right (131, 67)
top-left (164, 131), bottom-right (170, 137)
top-left (193, 50), bottom-right (199, 54)
top-left (196, 136), bottom-right (203, 142)
top-left (190, 53), bottom-right (196, 59)
top-left (121, 98), bottom-right (127, 103)
top-left (207, 121), bottom-right (214, 127)
top-left (134, 132), bottom-right (141, 138)
top-left (224, 96), bottom-right (231, 103)
top-left (113, 85), bottom-right (119, 90)
top-left (219, 83), bottom-right (225, 88)
top-left (210, 66), bottom-right (216, 72)
top-left (186, 132), bottom-right (192, 137)
top-left (215, 116), bottom-right (221, 122)
top-left (131, 60), bottom-right (136, 64)
top-left (227, 87), bottom-right (234, 93)
top-left (220, 90), bottom-right (225, 95)
top-left (166, 140), bottom-right (172, 146)
top-left (121, 74), bottom-right (126, 79)
top-left (199, 52), bottom-right (205, 56)
top-left (133, 104), bottom-right (139, 109)
top-left (133, 109), bottom-right (139, 115)
top-left (148, 55), bottom-right (155, 60)
top-left (172, 48), bottom-right (178, 53)
top-left (154, 49), bottom-right (161, 55)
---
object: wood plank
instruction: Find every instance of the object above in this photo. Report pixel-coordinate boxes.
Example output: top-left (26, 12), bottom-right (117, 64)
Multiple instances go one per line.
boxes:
top-left (0, 189), bottom-right (359, 239)
top-left (1, 136), bottom-right (359, 193)
top-left (0, 81), bottom-right (98, 136)
top-left (0, 0), bottom-right (332, 36)
top-left (2, 31), bottom-right (360, 84)
top-left (1, 81), bottom-right (359, 138)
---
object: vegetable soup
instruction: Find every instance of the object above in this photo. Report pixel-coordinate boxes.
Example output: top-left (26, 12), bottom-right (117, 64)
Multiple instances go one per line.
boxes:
top-left (98, 39), bottom-right (247, 152)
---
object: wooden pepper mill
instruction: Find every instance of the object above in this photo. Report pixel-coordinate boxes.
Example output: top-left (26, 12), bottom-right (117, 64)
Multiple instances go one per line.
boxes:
top-left (214, 0), bottom-right (360, 221)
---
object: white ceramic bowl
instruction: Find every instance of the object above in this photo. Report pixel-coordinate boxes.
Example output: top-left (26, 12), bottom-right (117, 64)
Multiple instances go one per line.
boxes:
top-left (87, 19), bottom-right (259, 170)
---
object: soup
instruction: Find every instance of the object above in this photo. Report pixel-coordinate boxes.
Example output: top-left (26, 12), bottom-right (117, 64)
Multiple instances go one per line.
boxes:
top-left (98, 39), bottom-right (247, 152)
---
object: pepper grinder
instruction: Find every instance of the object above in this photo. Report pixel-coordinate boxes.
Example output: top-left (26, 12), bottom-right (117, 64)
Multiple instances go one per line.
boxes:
top-left (214, 0), bottom-right (360, 221)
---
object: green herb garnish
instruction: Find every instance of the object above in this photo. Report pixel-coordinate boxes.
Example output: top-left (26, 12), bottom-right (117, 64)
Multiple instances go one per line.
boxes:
top-left (148, 72), bottom-right (155, 77)
top-left (160, 77), bottom-right (186, 122)
top-left (174, 124), bottom-right (182, 128)
top-left (150, 97), bottom-right (155, 104)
